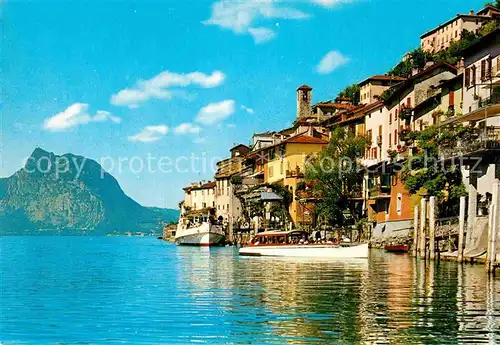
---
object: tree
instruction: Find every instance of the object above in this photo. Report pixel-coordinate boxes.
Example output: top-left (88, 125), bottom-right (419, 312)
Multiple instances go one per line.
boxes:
top-left (305, 127), bottom-right (369, 228)
top-left (338, 84), bottom-right (360, 105)
top-left (401, 125), bottom-right (468, 217)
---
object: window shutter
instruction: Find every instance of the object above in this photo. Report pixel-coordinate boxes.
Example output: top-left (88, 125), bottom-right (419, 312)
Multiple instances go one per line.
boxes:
top-left (449, 90), bottom-right (455, 106)
top-left (465, 68), bottom-right (470, 87)
top-left (481, 60), bottom-right (486, 81)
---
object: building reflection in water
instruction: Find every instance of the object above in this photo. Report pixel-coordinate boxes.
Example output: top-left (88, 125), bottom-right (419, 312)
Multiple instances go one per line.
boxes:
top-left (174, 246), bottom-right (499, 344)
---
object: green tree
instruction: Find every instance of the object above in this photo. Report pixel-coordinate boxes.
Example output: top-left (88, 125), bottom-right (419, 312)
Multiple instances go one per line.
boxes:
top-left (305, 127), bottom-right (369, 227)
top-left (338, 84), bottom-right (360, 105)
top-left (402, 125), bottom-right (468, 217)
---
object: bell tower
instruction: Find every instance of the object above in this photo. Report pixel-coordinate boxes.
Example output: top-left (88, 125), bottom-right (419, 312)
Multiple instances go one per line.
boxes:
top-left (296, 85), bottom-right (312, 119)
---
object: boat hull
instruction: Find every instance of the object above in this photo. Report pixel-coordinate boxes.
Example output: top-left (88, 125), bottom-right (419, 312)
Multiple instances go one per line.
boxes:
top-left (239, 243), bottom-right (369, 258)
top-left (175, 222), bottom-right (225, 246)
top-left (384, 244), bottom-right (409, 253)
top-left (176, 232), bottom-right (226, 246)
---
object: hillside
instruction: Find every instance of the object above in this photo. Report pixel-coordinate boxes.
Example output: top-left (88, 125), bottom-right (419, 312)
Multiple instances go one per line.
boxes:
top-left (0, 148), bottom-right (179, 235)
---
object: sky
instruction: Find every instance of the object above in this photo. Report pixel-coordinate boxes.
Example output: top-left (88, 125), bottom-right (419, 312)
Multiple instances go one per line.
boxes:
top-left (1, 0), bottom-right (485, 208)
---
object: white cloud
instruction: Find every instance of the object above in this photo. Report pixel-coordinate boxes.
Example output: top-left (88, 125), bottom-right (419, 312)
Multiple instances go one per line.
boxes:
top-left (316, 50), bottom-right (350, 74)
top-left (193, 137), bottom-right (207, 144)
top-left (43, 103), bottom-right (121, 132)
top-left (248, 27), bottom-right (276, 44)
top-left (240, 105), bottom-right (254, 114)
top-left (174, 123), bottom-right (202, 135)
top-left (196, 99), bottom-right (235, 125)
top-left (312, 0), bottom-right (354, 7)
top-left (202, 0), bottom-right (309, 44)
top-left (111, 70), bottom-right (225, 108)
top-left (128, 125), bottom-right (169, 143)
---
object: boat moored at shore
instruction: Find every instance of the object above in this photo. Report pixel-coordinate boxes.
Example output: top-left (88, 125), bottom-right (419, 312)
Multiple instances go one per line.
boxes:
top-left (175, 213), bottom-right (225, 246)
top-left (239, 230), bottom-right (369, 258)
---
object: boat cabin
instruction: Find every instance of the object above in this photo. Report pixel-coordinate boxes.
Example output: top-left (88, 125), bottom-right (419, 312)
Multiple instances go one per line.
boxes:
top-left (250, 230), bottom-right (312, 246)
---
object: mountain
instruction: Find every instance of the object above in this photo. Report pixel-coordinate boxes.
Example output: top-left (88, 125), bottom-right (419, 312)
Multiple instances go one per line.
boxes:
top-left (0, 148), bottom-right (179, 235)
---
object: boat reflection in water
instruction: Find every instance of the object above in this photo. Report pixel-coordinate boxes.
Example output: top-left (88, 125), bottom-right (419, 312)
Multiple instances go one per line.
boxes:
top-left (175, 246), bottom-right (499, 344)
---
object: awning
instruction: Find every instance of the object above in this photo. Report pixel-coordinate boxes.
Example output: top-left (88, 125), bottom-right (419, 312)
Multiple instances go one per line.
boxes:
top-left (440, 105), bottom-right (500, 126)
top-left (260, 192), bottom-right (283, 201)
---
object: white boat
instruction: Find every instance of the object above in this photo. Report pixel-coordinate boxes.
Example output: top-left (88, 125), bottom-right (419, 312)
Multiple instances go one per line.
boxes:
top-left (175, 215), bottom-right (225, 246)
top-left (239, 230), bottom-right (369, 258)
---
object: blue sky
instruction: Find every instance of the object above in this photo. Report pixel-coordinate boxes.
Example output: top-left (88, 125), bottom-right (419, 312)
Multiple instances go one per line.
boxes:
top-left (1, 0), bottom-right (485, 208)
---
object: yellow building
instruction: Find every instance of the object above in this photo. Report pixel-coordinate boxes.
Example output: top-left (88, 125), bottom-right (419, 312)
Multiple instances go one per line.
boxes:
top-left (252, 130), bottom-right (329, 226)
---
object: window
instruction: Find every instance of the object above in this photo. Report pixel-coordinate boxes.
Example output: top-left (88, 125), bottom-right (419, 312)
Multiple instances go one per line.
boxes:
top-left (193, 203), bottom-right (197, 209)
top-left (394, 129), bottom-right (397, 144)
top-left (213, 202), bottom-right (215, 207)
top-left (227, 204), bottom-right (229, 211)
top-left (397, 193), bottom-right (402, 215)
top-left (407, 97), bottom-right (411, 107)
top-left (395, 109), bottom-right (398, 121)
top-left (384, 201), bottom-right (389, 215)
top-left (465, 68), bottom-right (470, 87)
top-left (481, 60), bottom-right (486, 81)
top-left (471, 65), bottom-right (476, 86)
top-left (389, 134), bottom-right (392, 147)
top-left (389, 113), bottom-right (392, 124)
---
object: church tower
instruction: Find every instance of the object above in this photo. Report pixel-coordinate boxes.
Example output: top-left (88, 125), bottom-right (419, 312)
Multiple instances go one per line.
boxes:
top-left (296, 85), bottom-right (312, 119)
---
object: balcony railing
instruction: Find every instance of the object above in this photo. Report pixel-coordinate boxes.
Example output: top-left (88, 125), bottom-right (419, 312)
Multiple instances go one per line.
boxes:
top-left (400, 106), bottom-right (413, 122)
top-left (368, 184), bottom-right (391, 199)
top-left (439, 126), bottom-right (500, 158)
top-left (286, 167), bottom-right (304, 178)
top-left (477, 92), bottom-right (500, 108)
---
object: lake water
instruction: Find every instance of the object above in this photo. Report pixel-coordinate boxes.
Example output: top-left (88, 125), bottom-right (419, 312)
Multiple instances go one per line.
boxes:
top-left (1, 236), bottom-right (499, 344)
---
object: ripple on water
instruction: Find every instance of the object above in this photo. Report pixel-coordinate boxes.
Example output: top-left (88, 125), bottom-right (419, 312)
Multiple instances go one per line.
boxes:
top-left (1, 236), bottom-right (499, 344)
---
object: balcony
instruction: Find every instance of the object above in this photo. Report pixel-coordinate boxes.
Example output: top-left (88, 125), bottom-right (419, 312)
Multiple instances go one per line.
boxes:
top-left (368, 184), bottom-right (391, 199)
top-left (286, 167), bottom-right (304, 178)
top-left (400, 106), bottom-right (413, 122)
top-left (477, 92), bottom-right (500, 108)
top-left (439, 126), bottom-right (500, 158)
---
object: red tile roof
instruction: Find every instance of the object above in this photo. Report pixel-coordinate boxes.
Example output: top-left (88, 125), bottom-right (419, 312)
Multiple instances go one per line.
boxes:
top-left (284, 135), bottom-right (328, 144)
top-left (184, 181), bottom-right (216, 191)
top-left (313, 101), bottom-right (356, 111)
top-left (358, 75), bottom-right (406, 86)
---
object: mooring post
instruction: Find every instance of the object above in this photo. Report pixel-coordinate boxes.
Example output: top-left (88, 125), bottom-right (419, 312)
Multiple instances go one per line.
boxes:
top-left (457, 196), bottom-right (466, 263)
top-left (467, 173), bottom-right (478, 248)
top-left (429, 196), bottom-right (436, 260)
top-left (487, 182), bottom-right (499, 274)
top-left (419, 198), bottom-right (427, 259)
top-left (413, 205), bottom-right (419, 257)
top-left (229, 216), bottom-right (234, 244)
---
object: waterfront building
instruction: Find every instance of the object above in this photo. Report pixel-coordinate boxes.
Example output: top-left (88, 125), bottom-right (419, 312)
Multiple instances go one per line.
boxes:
top-left (360, 62), bottom-right (462, 238)
top-left (180, 181), bottom-right (216, 215)
top-left (214, 144), bottom-right (250, 224)
top-left (420, 6), bottom-right (499, 53)
top-left (438, 29), bottom-right (500, 239)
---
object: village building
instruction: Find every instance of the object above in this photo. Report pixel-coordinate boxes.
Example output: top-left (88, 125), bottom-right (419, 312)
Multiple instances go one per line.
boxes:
top-left (439, 29), bottom-right (500, 236)
top-left (214, 144), bottom-right (250, 224)
top-left (359, 75), bottom-right (406, 105)
top-left (180, 181), bottom-right (216, 215)
top-left (420, 6), bottom-right (500, 53)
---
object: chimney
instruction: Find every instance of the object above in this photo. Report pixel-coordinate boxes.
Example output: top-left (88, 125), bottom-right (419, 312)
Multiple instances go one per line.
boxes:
top-left (308, 125), bottom-right (314, 137)
top-left (470, 9), bottom-right (474, 15)
top-left (296, 85), bottom-right (312, 119)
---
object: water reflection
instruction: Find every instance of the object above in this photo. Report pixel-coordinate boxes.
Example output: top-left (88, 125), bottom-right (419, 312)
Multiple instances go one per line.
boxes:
top-left (1, 238), bottom-right (499, 344)
top-left (173, 246), bottom-right (499, 344)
